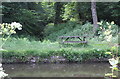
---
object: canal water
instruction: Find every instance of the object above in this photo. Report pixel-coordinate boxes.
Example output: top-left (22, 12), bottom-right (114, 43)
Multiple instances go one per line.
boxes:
top-left (3, 63), bottom-right (111, 77)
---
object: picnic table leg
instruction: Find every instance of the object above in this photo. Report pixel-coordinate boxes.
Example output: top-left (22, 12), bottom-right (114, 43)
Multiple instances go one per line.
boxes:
top-left (83, 37), bottom-right (86, 41)
top-left (65, 37), bottom-right (69, 42)
top-left (77, 37), bottom-right (82, 41)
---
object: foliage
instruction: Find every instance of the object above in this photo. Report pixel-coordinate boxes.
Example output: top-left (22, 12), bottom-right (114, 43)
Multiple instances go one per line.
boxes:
top-left (0, 22), bottom-right (22, 35)
top-left (0, 5), bottom-right (2, 16)
top-left (44, 21), bottom-right (79, 41)
top-left (0, 22), bottom-right (22, 48)
top-left (41, 2), bottom-right (55, 22)
top-left (101, 21), bottom-right (120, 78)
top-left (62, 2), bottom-right (76, 21)
top-left (97, 2), bottom-right (120, 25)
top-left (45, 21), bottom-right (118, 41)
top-left (97, 21), bottom-right (118, 41)
top-left (2, 2), bottom-right (120, 39)
top-left (1, 37), bottom-right (119, 63)
top-left (0, 22), bottom-right (22, 78)
top-left (2, 2), bottom-right (48, 38)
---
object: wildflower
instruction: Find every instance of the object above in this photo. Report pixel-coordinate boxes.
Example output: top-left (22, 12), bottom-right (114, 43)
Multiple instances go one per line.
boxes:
top-left (0, 32), bottom-right (2, 34)
top-left (104, 34), bottom-right (112, 42)
top-left (108, 35), bottom-right (112, 42)
top-left (111, 21), bottom-right (114, 25)
top-left (11, 22), bottom-right (22, 30)
top-left (106, 22), bottom-right (109, 25)
top-left (10, 30), bottom-right (14, 33)
top-left (3, 28), bottom-right (8, 32)
top-left (97, 22), bottom-right (102, 25)
top-left (104, 30), bottom-right (111, 35)
top-left (97, 22), bottom-right (103, 25)
top-left (1, 24), bottom-right (4, 29)
top-left (108, 25), bottom-right (112, 29)
top-left (105, 52), bottom-right (112, 55)
top-left (100, 27), bottom-right (102, 29)
top-left (17, 27), bottom-right (22, 30)
top-left (109, 57), bottom-right (119, 67)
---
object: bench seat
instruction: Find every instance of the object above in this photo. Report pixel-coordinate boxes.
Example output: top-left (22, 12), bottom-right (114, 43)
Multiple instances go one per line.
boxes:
top-left (62, 41), bottom-right (87, 43)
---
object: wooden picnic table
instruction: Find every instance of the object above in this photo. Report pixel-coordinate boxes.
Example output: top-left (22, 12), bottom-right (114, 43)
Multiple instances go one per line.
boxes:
top-left (59, 36), bottom-right (87, 44)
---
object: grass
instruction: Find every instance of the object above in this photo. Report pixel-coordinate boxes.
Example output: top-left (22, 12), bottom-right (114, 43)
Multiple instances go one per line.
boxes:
top-left (0, 21), bottom-right (119, 63)
top-left (1, 36), bottom-right (119, 63)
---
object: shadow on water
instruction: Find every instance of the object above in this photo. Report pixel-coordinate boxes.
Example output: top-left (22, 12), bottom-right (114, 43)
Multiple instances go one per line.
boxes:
top-left (3, 63), bottom-right (111, 77)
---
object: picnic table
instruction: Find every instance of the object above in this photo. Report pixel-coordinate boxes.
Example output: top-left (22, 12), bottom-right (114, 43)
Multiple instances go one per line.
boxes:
top-left (59, 36), bottom-right (87, 44)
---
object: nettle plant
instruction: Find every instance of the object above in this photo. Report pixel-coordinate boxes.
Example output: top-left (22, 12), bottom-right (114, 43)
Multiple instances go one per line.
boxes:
top-left (0, 22), bottom-right (22, 79)
top-left (98, 21), bottom-right (119, 77)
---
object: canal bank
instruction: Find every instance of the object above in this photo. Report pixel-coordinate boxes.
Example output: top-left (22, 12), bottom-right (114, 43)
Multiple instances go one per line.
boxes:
top-left (1, 48), bottom-right (119, 64)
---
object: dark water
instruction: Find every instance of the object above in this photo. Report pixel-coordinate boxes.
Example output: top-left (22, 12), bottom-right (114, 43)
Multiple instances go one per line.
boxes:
top-left (3, 63), bottom-right (111, 77)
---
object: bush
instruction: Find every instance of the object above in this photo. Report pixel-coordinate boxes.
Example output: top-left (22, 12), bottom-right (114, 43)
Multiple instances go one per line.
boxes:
top-left (44, 21), bottom-right (94, 41)
top-left (97, 21), bottom-right (119, 41)
top-left (44, 21), bottom-right (119, 42)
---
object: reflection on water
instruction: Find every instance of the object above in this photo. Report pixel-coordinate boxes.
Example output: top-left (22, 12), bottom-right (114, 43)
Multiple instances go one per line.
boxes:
top-left (3, 63), bottom-right (111, 77)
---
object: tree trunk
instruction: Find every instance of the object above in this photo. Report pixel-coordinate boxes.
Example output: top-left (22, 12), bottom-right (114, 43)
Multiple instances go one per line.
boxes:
top-left (54, 2), bottom-right (63, 25)
top-left (91, 1), bottom-right (98, 34)
top-left (0, 2), bottom-right (2, 23)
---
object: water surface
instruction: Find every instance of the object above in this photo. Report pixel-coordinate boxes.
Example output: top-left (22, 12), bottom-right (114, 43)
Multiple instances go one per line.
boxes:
top-left (3, 63), bottom-right (111, 77)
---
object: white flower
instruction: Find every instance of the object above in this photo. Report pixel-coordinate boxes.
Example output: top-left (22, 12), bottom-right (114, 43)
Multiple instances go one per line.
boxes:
top-left (100, 27), bottom-right (102, 29)
top-left (0, 67), bottom-right (3, 71)
top-left (109, 58), bottom-right (119, 66)
top-left (97, 22), bottom-right (102, 25)
top-left (17, 27), bottom-right (22, 30)
top-left (108, 25), bottom-right (112, 29)
top-left (0, 71), bottom-right (8, 78)
top-left (0, 32), bottom-right (2, 34)
top-left (111, 21), bottom-right (114, 25)
top-left (105, 35), bottom-right (112, 42)
top-left (11, 25), bottom-right (14, 29)
top-left (11, 22), bottom-right (22, 30)
top-left (11, 22), bottom-right (17, 27)
top-left (104, 30), bottom-right (111, 35)
top-left (0, 63), bottom-right (8, 78)
top-left (106, 22), bottom-right (109, 25)
top-left (0, 63), bottom-right (2, 67)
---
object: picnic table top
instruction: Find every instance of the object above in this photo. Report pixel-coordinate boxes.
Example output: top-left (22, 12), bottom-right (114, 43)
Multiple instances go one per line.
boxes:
top-left (63, 41), bottom-right (87, 43)
top-left (59, 36), bottom-right (87, 38)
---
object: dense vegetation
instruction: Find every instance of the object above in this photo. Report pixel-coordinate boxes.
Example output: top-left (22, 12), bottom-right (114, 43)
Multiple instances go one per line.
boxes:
top-left (0, 22), bottom-right (119, 63)
top-left (2, 2), bottom-right (120, 38)
top-left (0, 2), bottom-right (120, 63)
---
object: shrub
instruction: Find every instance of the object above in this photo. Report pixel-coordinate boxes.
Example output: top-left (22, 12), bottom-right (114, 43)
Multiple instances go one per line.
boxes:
top-left (44, 21), bottom-right (118, 42)
top-left (45, 22), bottom-right (94, 41)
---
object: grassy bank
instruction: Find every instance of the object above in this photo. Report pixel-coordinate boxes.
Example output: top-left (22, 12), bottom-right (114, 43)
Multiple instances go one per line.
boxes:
top-left (0, 21), bottom-right (119, 63)
top-left (1, 37), bottom-right (119, 63)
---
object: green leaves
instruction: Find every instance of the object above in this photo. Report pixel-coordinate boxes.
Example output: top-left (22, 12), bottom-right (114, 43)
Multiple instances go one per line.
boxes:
top-left (97, 21), bottom-right (118, 41)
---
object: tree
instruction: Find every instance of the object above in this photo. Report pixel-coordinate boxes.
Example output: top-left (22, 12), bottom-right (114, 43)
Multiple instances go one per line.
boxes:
top-left (2, 2), bottom-right (48, 39)
top-left (75, 2), bottom-right (91, 24)
top-left (91, 1), bottom-right (98, 34)
top-left (54, 2), bottom-right (63, 25)
top-left (0, 2), bottom-right (2, 23)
